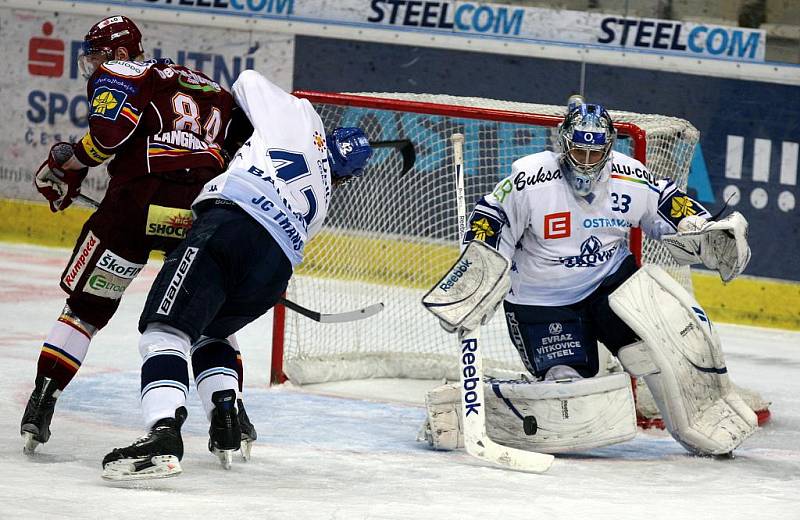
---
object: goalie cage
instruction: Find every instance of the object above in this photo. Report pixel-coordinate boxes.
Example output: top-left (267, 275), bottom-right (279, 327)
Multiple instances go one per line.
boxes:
top-left (270, 91), bottom-right (771, 430)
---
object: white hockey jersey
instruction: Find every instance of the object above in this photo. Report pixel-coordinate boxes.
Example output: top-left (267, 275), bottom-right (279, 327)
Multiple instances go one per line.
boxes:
top-left (467, 150), bottom-right (708, 306)
top-left (194, 70), bottom-right (332, 267)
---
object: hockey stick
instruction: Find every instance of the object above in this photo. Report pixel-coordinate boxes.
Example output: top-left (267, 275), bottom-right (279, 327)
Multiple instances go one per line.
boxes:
top-left (76, 194), bottom-right (384, 324)
top-left (279, 297), bottom-right (384, 323)
top-left (369, 139), bottom-right (416, 175)
top-left (451, 133), bottom-right (554, 474)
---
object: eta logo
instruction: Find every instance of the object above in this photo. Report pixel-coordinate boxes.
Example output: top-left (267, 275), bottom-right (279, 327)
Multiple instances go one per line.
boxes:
top-left (28, 22), bottom-right (64, 77)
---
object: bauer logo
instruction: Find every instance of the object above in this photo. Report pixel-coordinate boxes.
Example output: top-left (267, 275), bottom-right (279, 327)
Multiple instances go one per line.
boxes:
top-left (439, 258), bottom-right (472, 292)
top-left (156, 247), bottom-right (198, 315)
top-left (97, 251), bottom-right (144, 279)
top-left (62, 232), bottom-right (99, 290)
top-left (460, 337), bottom-right (482, 416)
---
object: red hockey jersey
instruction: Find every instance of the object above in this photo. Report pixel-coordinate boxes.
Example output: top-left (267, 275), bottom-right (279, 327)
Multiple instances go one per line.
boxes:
top-left (74, 60), bottom-right (234, 182)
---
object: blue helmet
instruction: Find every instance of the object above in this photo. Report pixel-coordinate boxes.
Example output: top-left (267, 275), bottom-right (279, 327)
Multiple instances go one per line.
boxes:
top-left (558, 102), bottom-right (616, 196)
top-left (327, 127), bottom-right (373, 182)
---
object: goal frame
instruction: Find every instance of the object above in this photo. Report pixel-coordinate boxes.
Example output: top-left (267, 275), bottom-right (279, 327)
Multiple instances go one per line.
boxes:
top-left (270, 90), bottom-right (649, 385)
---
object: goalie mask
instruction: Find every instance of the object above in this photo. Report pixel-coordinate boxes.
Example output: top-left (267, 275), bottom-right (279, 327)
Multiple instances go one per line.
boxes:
top-left (79, 15), bottom-right (144, 79)
top-left (558, 103), bottom-right (616, 197)
top-left (326, 127), bottom-right (373, 183)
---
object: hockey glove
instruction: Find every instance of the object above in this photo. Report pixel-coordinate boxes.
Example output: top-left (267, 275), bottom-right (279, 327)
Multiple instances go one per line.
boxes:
top-left (662, 212), bottom-right (751, 283)
top-left (34, 142), bottom-right (89, 212)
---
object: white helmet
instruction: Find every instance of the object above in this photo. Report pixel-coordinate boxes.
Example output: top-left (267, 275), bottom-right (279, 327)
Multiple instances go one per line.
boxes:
top-left (557, 101), bottom-right (616, 196)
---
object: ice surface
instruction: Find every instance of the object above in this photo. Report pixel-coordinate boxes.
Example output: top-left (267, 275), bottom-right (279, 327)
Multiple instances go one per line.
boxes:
top-left (2, 243), bottom-right (798, 519)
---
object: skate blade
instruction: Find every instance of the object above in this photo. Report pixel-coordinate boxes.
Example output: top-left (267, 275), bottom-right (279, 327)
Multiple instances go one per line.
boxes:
top-left (102, 455), bottom-right (182, 481)
top-left (240, 437), bottom-right (253, 462)
top-left (213, 449), bottom-right (234, 470)
top-left (22, 431), bottom-right (40, 456)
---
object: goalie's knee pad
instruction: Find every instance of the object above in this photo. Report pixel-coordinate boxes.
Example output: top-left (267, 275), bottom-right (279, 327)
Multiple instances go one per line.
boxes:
top-left (609, 265), bottom-right (757, 455)
top-left (418, 373), bottom-right (637, 453)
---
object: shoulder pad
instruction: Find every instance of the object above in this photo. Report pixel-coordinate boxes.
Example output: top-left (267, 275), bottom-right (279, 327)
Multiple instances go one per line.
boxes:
top-left (100, 60), bottom-right (153, 78)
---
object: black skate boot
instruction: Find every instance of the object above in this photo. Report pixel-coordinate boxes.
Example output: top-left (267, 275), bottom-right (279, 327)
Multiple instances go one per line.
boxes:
top-left (101, 407), bottom-right (187, 481)
top-left (208, 389), bottom-right (241, 469)
top-left (20, 376), bottom-right (61, 455)
top-left (237, 398), bottom-right (257, 461)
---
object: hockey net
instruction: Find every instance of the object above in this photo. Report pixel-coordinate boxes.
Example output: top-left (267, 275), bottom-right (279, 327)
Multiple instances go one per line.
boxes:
top-left (271, 92), bottom-right (770, 428)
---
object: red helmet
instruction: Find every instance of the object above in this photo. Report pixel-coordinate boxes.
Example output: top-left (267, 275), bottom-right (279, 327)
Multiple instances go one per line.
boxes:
top-left (82, 15), bottom-right (143, 60)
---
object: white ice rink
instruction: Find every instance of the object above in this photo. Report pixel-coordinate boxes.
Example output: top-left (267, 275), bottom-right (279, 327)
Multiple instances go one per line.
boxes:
top-left (2, 243), bottom-right (799, 519)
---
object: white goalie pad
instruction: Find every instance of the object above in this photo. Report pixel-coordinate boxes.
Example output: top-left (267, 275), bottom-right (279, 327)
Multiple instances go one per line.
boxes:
top-left (421, 240), bottom-right (510, 334)
top-left (417, 373), bottom-right (637, 454)
top-left (609, 265), bottom-right (758, 455)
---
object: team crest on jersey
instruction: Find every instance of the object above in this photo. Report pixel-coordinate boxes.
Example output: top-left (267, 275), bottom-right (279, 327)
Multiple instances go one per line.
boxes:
top-left (313, 131), bottom-right (326, 153)
top-left (559, 235), bottom-right (618, 268)
top-left (658, 191), bottom-right (699, 229)
top-left (89, 86), bottom-right (127, 121)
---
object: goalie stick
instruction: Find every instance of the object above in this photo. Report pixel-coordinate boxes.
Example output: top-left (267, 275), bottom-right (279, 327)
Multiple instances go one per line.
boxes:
top-left (75, 194), bottom-right (384, 324)
top-left (451, 133), bottom-right (554, 474)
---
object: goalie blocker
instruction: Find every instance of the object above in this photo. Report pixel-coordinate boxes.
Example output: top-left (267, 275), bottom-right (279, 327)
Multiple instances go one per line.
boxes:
top-left (421, 240), bottom-right (510, 334)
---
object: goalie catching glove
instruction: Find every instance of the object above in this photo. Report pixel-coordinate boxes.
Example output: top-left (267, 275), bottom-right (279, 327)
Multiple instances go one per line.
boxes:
top-left (662, 212), bottom-right (751, 283)
top-left (421, 240), bottom-right (510, 335)
top-left (34, 142), bottom-right (89, 212)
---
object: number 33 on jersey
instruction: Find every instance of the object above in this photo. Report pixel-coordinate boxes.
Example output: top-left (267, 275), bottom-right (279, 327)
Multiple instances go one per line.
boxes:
top-left (465, 149), bottom-right (709, 307)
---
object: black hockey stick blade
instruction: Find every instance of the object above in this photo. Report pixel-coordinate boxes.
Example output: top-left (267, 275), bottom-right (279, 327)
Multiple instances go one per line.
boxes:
top-left (279, 297), bottom-right (384, 323)
top-left (369, 139), bottom-right (416, 176)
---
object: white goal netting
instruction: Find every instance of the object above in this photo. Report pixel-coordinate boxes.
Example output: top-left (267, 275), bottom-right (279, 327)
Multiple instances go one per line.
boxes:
top-left (277, 92), bottom-right (699, 386)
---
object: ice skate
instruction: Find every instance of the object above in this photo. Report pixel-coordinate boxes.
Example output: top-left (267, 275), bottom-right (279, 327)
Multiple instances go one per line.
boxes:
top-left (238, 398), bottom-right (257, 461)
top-left (20, 376), bottom-right (61, 455)
top-left (208, 389), bottom-right (241, 469)
top-left (101, 407), bottom-right (187, 481)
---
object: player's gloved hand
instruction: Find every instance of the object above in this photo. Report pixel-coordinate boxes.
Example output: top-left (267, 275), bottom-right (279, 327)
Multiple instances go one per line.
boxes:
top-left (34, 142), bottom-right (89, 212)
top-left (662, 212), bottom-right (751, 283)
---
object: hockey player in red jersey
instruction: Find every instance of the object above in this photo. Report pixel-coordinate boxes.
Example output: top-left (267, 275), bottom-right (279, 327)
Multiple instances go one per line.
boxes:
top-left (22, 15), bottom-right (256, 457)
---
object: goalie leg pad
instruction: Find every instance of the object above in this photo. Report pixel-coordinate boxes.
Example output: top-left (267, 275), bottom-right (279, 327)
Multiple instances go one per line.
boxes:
top-left (419, 373), bottom-right (637, 454)
top-left (609, 265), bottom-right (757, 455)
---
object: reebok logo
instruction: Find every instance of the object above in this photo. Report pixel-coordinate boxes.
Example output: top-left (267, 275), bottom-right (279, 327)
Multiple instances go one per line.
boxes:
top-left (156, 247), bottom-right (197, 316)
top-left (439, 259), bottom-right (472, 292)
top-left (461, 338), bottom-right (482, 417)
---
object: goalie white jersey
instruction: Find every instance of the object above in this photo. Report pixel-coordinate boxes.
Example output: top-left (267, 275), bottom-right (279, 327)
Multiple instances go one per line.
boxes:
top-left (194, 70), bottom-right (333, 267)
top-left (467, 150), bottom-right (709, 306)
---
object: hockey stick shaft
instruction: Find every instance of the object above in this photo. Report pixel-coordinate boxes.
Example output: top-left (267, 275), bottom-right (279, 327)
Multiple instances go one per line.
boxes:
top-left (278, 297), bottom-right (384, 323)
top-left (76, 194), bottom-right (383, 323)
top-left (451, 133), bottom-right (553, 473)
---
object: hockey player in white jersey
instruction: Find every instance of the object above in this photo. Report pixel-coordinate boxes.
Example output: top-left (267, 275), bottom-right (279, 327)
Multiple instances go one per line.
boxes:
top-left (423, 98), bottom-right (756, 457)
top-left (101, 70), bottom-right (372, 480)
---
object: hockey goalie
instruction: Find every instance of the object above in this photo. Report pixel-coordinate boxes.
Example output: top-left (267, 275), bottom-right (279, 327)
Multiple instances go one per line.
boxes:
top-left (421, 98), bottom-right (758, 457)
